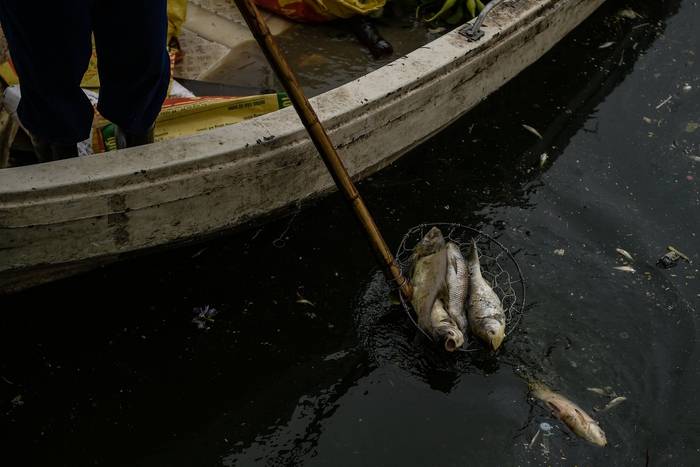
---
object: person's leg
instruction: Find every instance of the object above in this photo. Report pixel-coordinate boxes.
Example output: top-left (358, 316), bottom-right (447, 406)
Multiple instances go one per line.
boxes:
top-left (92, 0), bottom-right (170, 147)
top-left (0, 0), bottom-right (94, 149)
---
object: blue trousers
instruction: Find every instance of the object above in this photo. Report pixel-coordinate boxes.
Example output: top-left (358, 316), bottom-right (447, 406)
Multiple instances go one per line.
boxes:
top-left (0, 0), bottom-right (170, 145)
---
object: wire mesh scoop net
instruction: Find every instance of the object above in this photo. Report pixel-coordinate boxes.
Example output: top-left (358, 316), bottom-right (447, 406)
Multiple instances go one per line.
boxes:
top-left (393, 223), bottom-right (526, 351)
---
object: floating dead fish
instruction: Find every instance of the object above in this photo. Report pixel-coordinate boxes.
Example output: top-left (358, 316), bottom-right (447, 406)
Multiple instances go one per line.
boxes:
top-left (530, 383), bottom-right (607, 446)
top-left (615, 248), bottom-right (635, 262)
top-left (614, 266), bottom-right (636, 273)
top-left (296, 292), bottom-right (316, 307)
top-left (522, 124), bottom-right (543, 139)
top-left (601, 396), bottom-right (627, 412)
top-left (687, 155), bottom-right (700, 162)
top-left (599, 41), bottom-right (615, 49)
top-left (587, 387), bottom-right (607, 395)
top-left (539, 153), bottom-right (548, 168)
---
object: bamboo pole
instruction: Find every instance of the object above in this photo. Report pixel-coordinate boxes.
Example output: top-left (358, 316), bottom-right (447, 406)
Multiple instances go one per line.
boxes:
top-left (232, 0), bottom-right (412, 301)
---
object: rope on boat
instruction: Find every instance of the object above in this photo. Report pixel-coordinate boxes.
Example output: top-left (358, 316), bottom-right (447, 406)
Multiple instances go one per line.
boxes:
top-left (392, 222), bottom-right (526, 352)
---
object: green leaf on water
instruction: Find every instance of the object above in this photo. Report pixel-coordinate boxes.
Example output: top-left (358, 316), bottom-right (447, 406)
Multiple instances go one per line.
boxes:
top-left (685, 122), bottom-right (698, 132)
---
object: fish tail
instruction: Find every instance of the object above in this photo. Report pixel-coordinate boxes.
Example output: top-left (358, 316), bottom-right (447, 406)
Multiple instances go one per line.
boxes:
top-left (468, 238), bottom-right (478, 263)
top-left (528, 381), bottom-right (550, 399)
top-left (514, 367), bottom-right (549, 397)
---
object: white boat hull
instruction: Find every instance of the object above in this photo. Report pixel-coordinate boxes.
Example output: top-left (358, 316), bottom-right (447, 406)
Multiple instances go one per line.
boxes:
top-left (0, 0), bottom-right (606, 293)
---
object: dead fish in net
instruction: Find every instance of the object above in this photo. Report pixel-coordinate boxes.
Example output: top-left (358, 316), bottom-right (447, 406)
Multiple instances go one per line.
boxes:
top-left (531, 383), bottom-right (607, 447)
top-left (445, 242), bottom-right (469, 335)
top-left (408, 227), bottom-right (463, 351)
top-left (467, 238), bottom-right (506, 350)
top-left (429, 298), bottom-right (464, 351)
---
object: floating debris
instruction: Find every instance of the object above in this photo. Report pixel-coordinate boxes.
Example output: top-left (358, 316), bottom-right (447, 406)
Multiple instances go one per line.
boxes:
top-left (685, 123), bottom-right (698, 133)
top-left (540, 422), bottom-right (553, 454)
top-left (668, 246), bottom-right (691, 263)
top-left (620, 332), bottom-right (629, 339)
top-left (539, 153), bottom-right (548, 168)
top-left (657, 251), bottom-right (681, 269)
top-left (599, 41), bottom-right (615, 49)
top-left (191, 247), bottom-right (208, 258)
top-left (528, 429), bottom-right (541, 449)
top-left (656, 95), bottom-right (672, 109)
top-left (522, 124), bottom-right (543, 139)
top-left (588, 387), bottom-right (607, 395)
top-left (554, 249), bottom-right (565, 256)
top-left (619, 9), bottom-right (641, 19)
top-left (192, 305), bottom-right (218, 329)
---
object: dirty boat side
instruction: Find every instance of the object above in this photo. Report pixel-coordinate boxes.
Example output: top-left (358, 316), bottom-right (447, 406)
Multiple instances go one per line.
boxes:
top-left (0, 0), bottom-right (606, 294)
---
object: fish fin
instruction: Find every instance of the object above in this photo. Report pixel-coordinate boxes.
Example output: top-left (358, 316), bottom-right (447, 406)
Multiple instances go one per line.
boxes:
top-left (387, 289), bottom-right (401, 305)
top-left (468, 238), bottom-right (478, 263)
top-left (546, 401), bottom-right (562, 413)
top-left (574, 408), bottom-right (587, 424)
top-left (449, 255), bottom-right (458, 275)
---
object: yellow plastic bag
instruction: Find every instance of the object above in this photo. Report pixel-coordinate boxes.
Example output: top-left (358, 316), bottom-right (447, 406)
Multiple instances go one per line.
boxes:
top-left (254, 0), bottom-right (386, 22)
top-left (167, 0), bottom-right (189, 40)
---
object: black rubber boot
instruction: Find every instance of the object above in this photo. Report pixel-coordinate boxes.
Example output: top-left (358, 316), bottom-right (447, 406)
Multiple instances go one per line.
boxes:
top-left (29, 133), bottom-right (79, 163)
top-left (115, 123), bottom-right (155, 149)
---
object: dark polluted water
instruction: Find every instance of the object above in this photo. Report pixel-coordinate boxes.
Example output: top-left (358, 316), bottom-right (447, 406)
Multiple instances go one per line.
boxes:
top-left (2, 0), bottom-right (700, 465)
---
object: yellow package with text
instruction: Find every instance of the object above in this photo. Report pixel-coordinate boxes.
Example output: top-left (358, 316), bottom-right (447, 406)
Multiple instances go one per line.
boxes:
top-left (92, 93), bottom-right (291, 153)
